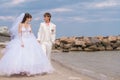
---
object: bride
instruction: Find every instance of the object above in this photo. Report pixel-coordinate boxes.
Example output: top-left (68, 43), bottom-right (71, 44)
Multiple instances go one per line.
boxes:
top-left (0, 13), bottom-right (54, 76)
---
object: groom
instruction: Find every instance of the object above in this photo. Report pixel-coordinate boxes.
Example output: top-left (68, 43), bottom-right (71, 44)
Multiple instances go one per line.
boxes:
top-left (37, 12), bottom-right (56, 61)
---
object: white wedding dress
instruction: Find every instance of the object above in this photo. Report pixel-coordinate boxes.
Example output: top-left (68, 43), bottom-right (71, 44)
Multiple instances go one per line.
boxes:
top-left (0, 26), bottom-right (54, 76)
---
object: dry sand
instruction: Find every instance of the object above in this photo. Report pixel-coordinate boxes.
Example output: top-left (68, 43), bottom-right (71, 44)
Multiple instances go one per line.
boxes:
top-left (0, 48), bottom-right (94, 80)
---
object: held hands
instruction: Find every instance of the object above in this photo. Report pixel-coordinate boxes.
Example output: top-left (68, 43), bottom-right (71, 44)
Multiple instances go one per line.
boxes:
top-left (21, 43), bottom-right (24, 47)
top-left (37, 40), bottom-right (40, 43)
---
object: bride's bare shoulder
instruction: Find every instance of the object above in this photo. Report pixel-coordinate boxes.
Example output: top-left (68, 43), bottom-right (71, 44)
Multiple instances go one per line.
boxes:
top-left (18, 23), bottom-right (23, 29)
top-left (19, 23), bottom-right (23, 27)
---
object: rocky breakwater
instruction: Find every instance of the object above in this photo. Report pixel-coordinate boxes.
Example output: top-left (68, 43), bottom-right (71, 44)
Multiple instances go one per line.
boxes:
top-left (53, 36), bottom-right (120, 52)
top-left (0, 26), bottom-right (10, 48)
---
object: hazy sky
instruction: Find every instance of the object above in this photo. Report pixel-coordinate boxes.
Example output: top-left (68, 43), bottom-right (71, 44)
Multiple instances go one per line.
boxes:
top-left (0, 0), bottom-right (120, 38)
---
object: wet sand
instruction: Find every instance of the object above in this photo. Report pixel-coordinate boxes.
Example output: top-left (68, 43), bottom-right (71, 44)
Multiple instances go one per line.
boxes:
top-left (52, 51), bottom-right (120, 80)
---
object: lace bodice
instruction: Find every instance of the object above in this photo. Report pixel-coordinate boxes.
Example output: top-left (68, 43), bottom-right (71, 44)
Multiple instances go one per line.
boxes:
top-left (22, 26), bottom-right (31, 31)
top-left (21, 26), bottom-right (32, 38)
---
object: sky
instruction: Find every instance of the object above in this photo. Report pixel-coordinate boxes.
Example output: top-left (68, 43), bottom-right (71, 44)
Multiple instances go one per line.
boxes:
top-left (0, 0), bottom-right (120, 38)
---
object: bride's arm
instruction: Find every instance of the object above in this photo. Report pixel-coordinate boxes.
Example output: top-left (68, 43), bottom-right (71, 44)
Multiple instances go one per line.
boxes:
top-left (18, 24), bottom-right (24, 47)
top-left (29, 24), bottom-right (33, 33)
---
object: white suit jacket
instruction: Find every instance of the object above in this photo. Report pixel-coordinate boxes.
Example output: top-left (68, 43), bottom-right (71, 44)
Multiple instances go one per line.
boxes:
top-left (37, 22), bottom-right (56, 43)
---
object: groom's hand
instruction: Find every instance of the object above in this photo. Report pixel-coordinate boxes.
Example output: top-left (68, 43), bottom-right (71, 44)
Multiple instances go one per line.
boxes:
top-left (37, 40), bottom-right (40, 43)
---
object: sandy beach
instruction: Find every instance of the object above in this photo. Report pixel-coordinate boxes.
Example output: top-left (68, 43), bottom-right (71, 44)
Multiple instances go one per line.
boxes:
top-left (0, 48), bottom-right (93, 80)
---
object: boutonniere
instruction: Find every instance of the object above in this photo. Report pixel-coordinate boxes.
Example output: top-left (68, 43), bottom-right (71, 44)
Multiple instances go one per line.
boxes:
top-left (51, 29), bottom-right (54, 34)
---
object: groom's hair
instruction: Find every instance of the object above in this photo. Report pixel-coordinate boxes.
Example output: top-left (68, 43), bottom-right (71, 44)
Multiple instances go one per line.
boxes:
top-left (44, 12), bottom-right (51, 21)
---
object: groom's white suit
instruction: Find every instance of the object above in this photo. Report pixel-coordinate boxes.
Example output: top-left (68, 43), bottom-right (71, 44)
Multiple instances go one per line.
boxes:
top-left (37, 22), bottom-right (56, 61)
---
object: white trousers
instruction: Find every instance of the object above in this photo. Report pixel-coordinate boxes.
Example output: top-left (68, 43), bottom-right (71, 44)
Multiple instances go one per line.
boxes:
top-left (41, 41), bottom-right (52, 61)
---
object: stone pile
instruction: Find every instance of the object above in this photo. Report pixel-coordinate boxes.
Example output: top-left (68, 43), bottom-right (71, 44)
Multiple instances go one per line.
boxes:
top-left (0, 26), bottom-right (10, 48)
top-left (0, 26), bottom-right (10, 37)
top-left (53, 36), bottom-right (120, 52)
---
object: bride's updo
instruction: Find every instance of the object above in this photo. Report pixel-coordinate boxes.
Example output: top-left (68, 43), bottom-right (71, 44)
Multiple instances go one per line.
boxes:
top-left (21, 13), bottom-right (32, 23)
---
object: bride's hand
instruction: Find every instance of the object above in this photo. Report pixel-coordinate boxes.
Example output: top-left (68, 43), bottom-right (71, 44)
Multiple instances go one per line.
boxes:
top-left (21, 43), bottom-right (24, 47)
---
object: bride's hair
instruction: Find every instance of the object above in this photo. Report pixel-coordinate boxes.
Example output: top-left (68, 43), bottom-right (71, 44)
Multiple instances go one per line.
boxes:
top-left (21, 13), bottom-right (32, 23)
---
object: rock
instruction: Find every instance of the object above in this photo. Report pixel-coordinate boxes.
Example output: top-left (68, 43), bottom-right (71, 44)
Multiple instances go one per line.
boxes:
top-left (90, 37), bottom-right (101, 44)
top-left (0, 26), bottom-right (10, 37)
top-left (70, 47), bottom-right (78, 51)
top-left (75, 36), bottom-right (84, 39)
top-left (54, 39), bottom-right (60, 49)
top-left (67, 37), bottom-right (76, 44)
top-left (74, 40), bottom-right (86, 47)
top-left (117, 36), bottom-right (120, 40)
top-left (60, 37), bottom-right (68, 44)
top-left (60, 42), bottom-right (64, 48)
top-left (111, 43), bottom-right (119, 50)
top-left (0, 26), bottom-right (10, 42)
top-left (0, 42), bottom-right (7, 48)
top-left (112, 40), bottom-right (120, 50)
top-left (0, 35), bottom-right (10, 42)
top-left (63, 44), bottom-right (72, 49)
top-left (108, 36), bottom-right (117, 43)
top-left (97, 46), bottom-right (105, 51)
top-left (55, 39), bottom-right (60, 45)
top-left (105, 45), bottom-right (113, 51)
top-left (78, 47), bottom-right (83, 51)
top-left (116, 40), bottom-right (120, 45)
top-left (84, 48), bottom-right (93, 51)
top-left (101, 38), bottom-right (110, 47)
top-left (60, 37), bottom-right (75, 44)
top-left (88, 45), bottom-right (98, 51)
top-left (84, 37), bottom-right (90, 43)
top-left (83, 37), bottom-right (92, 46)
top-left (60, 43), bottom-right (71, 52)
top-left (62, 49), bottom-right (69, 52)
top-left (96, 36), bottom-right (104, 41)
top-left (61, 44), bottom-right (71, 52)
top-left (70, 47), bottom-right (83, 51)
top-left (116, 47), bottom-right (120, 50)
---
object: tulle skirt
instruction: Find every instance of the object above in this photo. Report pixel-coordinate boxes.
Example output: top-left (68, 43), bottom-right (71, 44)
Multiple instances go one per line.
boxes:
top-left (0, 34), bottom-right (54, 76)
